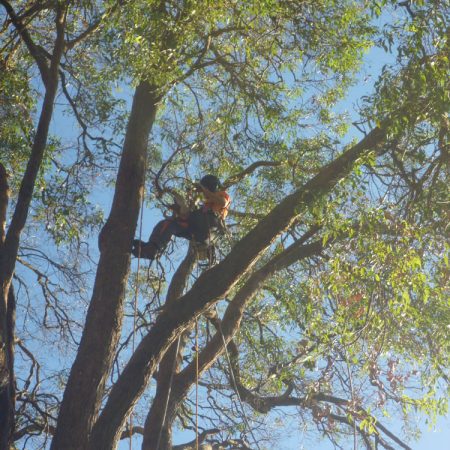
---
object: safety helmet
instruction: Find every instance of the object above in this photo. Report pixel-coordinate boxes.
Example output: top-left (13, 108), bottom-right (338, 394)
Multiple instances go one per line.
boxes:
top-left (200, 174), bottom-right (220, 192)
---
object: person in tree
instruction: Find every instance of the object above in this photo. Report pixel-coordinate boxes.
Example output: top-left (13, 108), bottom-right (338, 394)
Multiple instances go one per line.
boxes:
top-left (132, 174), bottom-right (231, 260)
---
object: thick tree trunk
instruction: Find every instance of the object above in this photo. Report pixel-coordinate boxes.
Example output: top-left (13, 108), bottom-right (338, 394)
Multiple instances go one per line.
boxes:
top-left (0, 164), bottom-right (7, 243)
top-left (142, 385), bottom-right (179, 450)
top-left (0, 287), bottom-right (16, 450)
top-left (88, 127), bottom-right (387, 450)
top-left (51, 81), bottom-right (162, 450)
top-left (0, 163), bottom-right (13, 450)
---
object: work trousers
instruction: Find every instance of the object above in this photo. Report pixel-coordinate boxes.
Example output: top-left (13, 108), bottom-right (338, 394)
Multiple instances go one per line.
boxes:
top-left (149, 209), bottom-right (219, 253)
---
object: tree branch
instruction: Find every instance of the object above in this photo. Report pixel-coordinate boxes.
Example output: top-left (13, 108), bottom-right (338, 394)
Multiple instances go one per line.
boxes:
top-left (172, 428), bottom-right (221, 450)
top-left (65, 1), bottom-right (123, 50)
top-left (120, 425), bottom-right (144, 440)
top-left (53, 81), bottom-right (164, 450)
top-left (88, 125), bottom-right (387, 449)
top-left (0, 0), bottom-right (50, 85)
top-left (141, 246), bottom-right (197, 449)
top-left (2, 2), bottom-right (67, 282)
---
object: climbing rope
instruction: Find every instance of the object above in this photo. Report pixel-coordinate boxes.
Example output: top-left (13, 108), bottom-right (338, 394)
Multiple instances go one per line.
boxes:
top-left (156, 335), bottom-right (182, 450)
top-left (195, 317), bottom-right (199, 450)
top-left (197, 223), bottom-right (259, 450)
top-left (128, 153), bottom-right (148, 449)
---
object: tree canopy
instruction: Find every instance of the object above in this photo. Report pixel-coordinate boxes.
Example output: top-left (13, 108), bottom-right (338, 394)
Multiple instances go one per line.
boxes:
top-left (0, 0), bottom-right (449, 449)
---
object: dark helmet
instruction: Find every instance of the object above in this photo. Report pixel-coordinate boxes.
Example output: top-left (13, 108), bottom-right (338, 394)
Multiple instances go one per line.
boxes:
top-left (200, 174), bottom-right (221, 192)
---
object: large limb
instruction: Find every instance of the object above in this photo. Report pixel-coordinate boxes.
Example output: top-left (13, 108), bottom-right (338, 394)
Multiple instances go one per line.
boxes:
top-left (51, 81), bottom-right (163, 450)
top-left (0, 0), bottom-right (51, 86)
top-left (89, 125), bottom-right (386, 450)
top-left (0, 287), bottom-right (16, 450)
top-left (177, 240), bottom-right (324, 386)
top-left (0, 1), bottom-right (67, 294)
top-left (0, 164), bottom-right (8, 245)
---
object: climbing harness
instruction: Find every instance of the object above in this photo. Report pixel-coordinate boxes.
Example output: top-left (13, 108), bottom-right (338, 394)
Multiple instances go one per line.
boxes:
top-left (195, 208), bottom-right (229, 269)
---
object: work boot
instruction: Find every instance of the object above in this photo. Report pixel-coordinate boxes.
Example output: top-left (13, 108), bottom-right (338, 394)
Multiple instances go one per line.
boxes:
top-left (131, 240), bottom-right (158, 260)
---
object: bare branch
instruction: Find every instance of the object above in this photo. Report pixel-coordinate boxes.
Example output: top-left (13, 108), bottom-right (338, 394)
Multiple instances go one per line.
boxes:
top-left (65, 1), bottom-right (123, 50)
top-left (119, 425), bottom-right (144, 440)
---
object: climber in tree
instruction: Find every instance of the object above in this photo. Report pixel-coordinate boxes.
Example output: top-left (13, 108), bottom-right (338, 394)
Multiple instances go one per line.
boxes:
top-left (132, 175), bottom-right (231, 260)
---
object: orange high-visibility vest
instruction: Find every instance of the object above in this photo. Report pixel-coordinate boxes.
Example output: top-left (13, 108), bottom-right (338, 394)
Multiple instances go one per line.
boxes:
top-left (203, 191), bottom-right (231, 219)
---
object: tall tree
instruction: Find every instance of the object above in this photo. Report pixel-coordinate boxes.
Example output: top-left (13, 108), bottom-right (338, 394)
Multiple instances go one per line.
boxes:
top-left (1, 0), bottom-right (448, 449)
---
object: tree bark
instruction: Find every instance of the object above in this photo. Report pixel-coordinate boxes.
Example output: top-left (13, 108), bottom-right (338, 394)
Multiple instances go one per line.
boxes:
top-left (88, 127), bottom-right (387, 450)
top-left (0, 164), bottom-right (7, 245)
top-left (0, 286), bottom-right (16, 450)
top-left (51, 81), bottom-right (163, 450)
top-left (0, 90), bottom-right (59, 446)
top-left (0, 163), bottom-right (13, 450)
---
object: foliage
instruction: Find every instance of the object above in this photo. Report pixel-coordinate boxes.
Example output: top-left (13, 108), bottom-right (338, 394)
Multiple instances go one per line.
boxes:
top-left (1, 0), bottom-right (449, 449)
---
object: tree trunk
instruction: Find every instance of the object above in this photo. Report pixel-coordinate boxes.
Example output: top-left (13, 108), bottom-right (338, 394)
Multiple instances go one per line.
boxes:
top-left (87, 127), bottom-right (387, 450)
top-left (0, 164), bottom-right (7, 244)
top-left (0, 163), bottom-right (13, 450)
top-left (141, 331), bottom-right (189, 450)
top-left (0, 5), bottom-right (67, 445)
top-left (143, 386), bottom-right (179, 450)
top-left (51, 81), bottom-right (162, 450)
top-left (0, 287), bottom-right (16, 450)
top-left (0, 40), bottom-right (62, 444)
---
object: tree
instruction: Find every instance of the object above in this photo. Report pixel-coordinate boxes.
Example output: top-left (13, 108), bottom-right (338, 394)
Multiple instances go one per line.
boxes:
top-left (0, 0), bottom-right (118, 446)
top-left (1, 0), bottom-right (449, 449)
